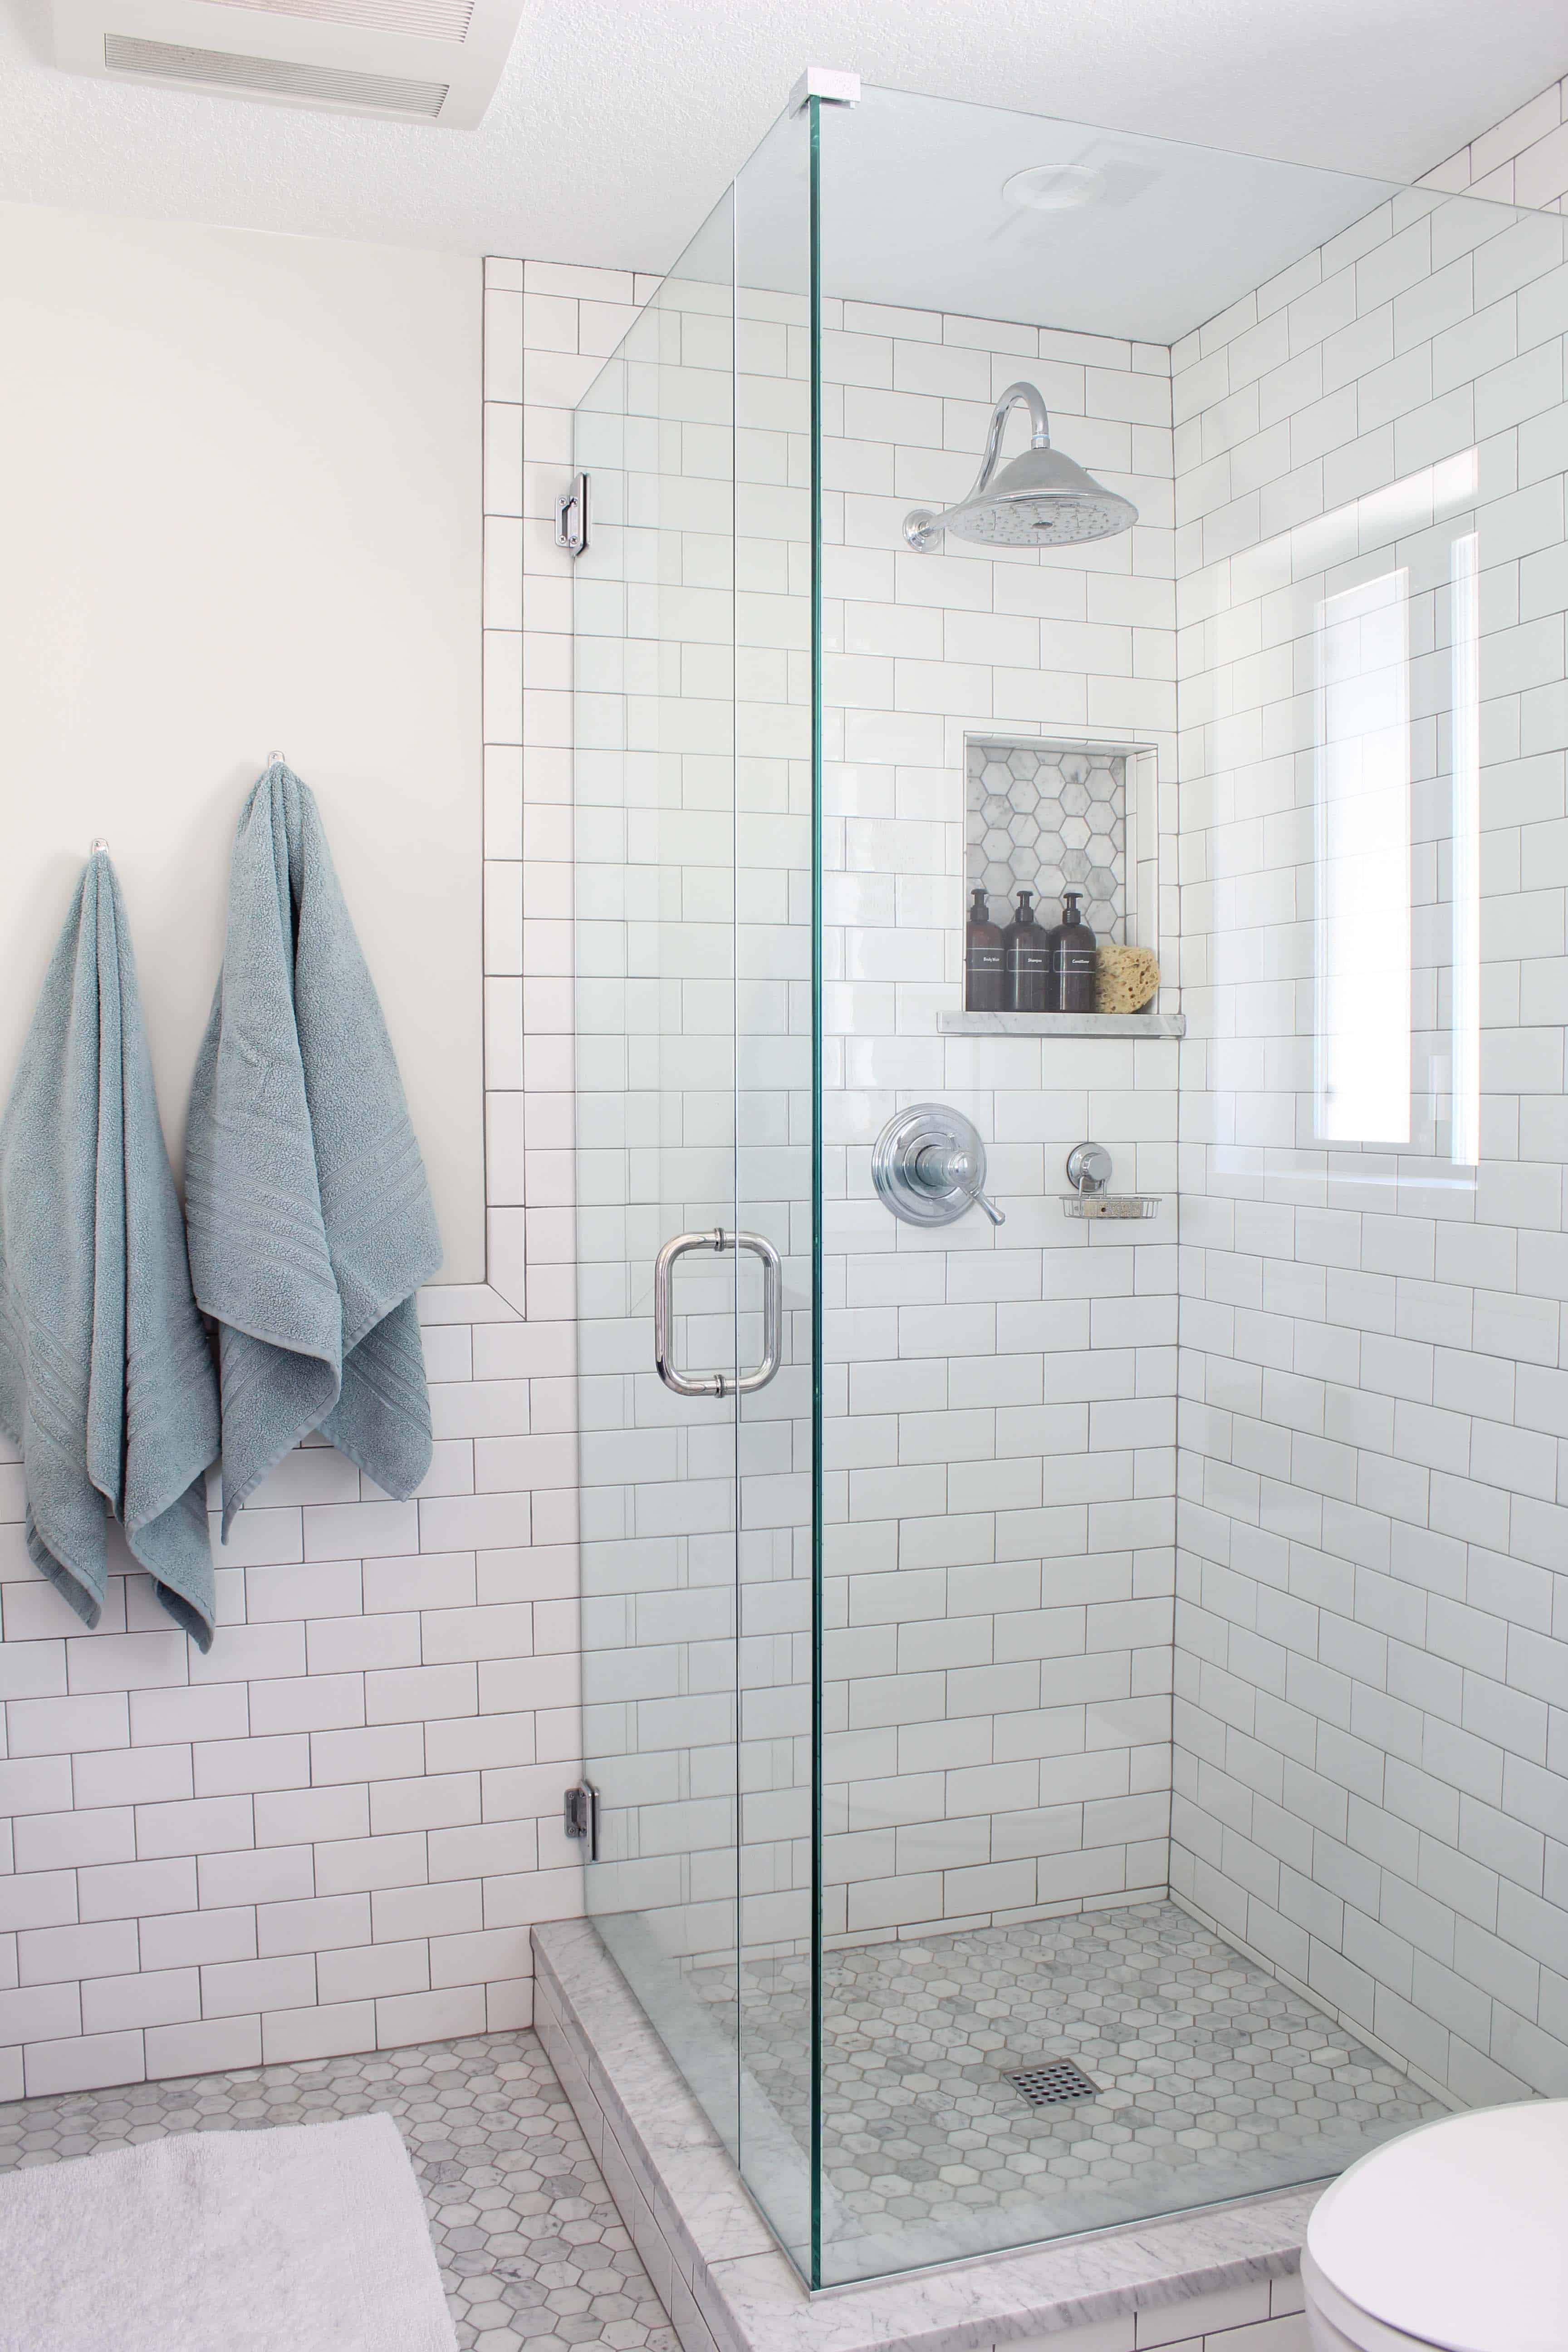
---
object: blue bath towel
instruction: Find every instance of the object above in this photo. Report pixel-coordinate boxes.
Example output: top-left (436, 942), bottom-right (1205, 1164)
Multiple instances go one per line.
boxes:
top-left (0, 854), bottom-right (219, 1646)
top-left (184, 761), bottom-right (441, 1533)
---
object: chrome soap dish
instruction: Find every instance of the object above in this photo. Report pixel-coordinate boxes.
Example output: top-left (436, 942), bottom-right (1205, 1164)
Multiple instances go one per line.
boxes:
top-left (1062, 1142), bottom-right (1160, 1220)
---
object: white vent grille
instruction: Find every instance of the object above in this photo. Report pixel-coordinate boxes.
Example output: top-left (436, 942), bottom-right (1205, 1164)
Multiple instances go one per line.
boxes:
top-left (211, 0), bottom-right (474, 42)
top-left (59, 0), bottom-right (518, 128)
top-left (102, 29), bottom-right (448, 112)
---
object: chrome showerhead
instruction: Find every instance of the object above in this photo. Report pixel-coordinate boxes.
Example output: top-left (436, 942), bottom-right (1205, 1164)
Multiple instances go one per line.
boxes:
top-left (919, 440), bottom-right (1139, 546)
top-left (903, 381), bottom-right (1137, 552)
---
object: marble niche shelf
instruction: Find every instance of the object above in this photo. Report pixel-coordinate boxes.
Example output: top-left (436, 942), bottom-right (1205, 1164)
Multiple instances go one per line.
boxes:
top-left (940, 1008), bottom-right (1186, 1039)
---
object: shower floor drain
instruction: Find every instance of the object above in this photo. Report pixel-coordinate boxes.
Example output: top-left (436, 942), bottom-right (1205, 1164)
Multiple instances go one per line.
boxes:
top-left (1002, 2058), bottom-right (1101, 2108)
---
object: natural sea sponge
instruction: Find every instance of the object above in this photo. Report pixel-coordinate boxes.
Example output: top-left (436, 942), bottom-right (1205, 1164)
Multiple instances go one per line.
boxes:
top-left (1094, 943), bottom-right (1160, 1014)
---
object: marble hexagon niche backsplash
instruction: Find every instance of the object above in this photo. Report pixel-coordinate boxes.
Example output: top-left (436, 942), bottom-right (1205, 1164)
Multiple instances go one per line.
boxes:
top-left (965, 736), bottom-right (1126, 942)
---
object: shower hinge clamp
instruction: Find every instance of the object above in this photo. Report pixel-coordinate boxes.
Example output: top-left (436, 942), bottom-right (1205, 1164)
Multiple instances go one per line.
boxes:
top-left (563, 1781), bottom-right (599, 1860)
top-left (789, 66), bottom-right (860, 113)
top-left (555, 472), bottom-right (589, 557)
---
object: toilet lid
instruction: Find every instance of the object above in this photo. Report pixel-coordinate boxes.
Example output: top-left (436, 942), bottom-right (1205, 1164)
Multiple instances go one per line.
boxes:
top-left (1307, 2102), bottom-right (1568, 2352)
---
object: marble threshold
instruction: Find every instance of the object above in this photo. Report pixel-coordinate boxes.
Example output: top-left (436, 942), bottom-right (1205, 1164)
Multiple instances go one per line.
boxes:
top-left (531, 1921), bottom-right (1316, 2352)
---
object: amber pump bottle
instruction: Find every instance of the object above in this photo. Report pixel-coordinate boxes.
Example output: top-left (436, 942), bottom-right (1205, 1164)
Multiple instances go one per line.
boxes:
top-left (965, 888), bottom-right (1005, 1011)
top-left (1002, 890), bottom-right (1050, 1012)
top-left (1045, 889), bottom-right (1097, 1013)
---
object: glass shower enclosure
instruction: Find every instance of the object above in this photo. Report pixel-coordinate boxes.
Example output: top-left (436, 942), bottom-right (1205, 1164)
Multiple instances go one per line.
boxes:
top-left (573, 81), bottom-right (1568, 2292)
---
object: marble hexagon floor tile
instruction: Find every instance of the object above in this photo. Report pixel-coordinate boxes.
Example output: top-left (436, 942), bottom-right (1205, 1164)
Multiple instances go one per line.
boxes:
top-left (690, 1901), bottom-right (1446, 2273)
top-left (0, 2031), bottom-right (681, 2352)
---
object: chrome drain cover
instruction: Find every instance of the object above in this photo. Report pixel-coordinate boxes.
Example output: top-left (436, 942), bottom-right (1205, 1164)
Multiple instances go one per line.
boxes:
top-left (1002, 2058), bottom-right (1100, 2109)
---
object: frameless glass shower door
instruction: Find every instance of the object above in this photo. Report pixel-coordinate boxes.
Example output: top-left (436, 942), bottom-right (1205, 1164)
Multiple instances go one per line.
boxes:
top-left (572, 103), bottom-right (818, 2271)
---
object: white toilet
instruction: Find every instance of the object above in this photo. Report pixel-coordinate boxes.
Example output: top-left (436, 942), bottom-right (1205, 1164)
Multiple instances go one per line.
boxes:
top-left (1302, 2101), bottom-right (1568, 2352)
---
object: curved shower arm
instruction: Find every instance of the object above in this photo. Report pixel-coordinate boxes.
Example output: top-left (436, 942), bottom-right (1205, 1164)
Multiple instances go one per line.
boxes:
top-left (970, 381), bottom-right (1051, 500)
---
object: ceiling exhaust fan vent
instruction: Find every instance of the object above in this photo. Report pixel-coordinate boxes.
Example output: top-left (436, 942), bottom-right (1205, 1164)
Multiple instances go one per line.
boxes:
top-left (102, 29), bottom-right (448, 112)
top-left (57, 0), bottom-right (519, 126)
top-left (211, 0), bottom-right (475, 42)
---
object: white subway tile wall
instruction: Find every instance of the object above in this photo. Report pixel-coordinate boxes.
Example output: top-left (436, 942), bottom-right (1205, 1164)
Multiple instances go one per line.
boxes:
top-left (818, 301), bottom-right (1180, 1947)
top-left (1174, 83), bottom-right (1568, 2107)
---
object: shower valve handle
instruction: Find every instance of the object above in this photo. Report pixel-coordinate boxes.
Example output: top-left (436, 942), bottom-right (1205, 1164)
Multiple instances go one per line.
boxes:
top-left (912, 1140), bottom-right (1004, 1225)
top-left (872, 1105), bottom-right (1005, 1229)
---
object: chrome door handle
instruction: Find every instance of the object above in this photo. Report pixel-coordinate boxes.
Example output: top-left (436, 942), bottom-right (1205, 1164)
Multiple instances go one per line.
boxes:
top-left (654, 1230), bottom-right (725, 1398)
top-left (653, 1228), bottom-right (783, 1398)
top-left (729, 1229), bottom-right (784, 1396)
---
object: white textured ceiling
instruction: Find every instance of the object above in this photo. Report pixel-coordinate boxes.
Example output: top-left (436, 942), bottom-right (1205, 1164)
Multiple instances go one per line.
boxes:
top-left (0, 0), bottom-right (1565, 268)
top-left (756, 95), bottom-right (1463, 342)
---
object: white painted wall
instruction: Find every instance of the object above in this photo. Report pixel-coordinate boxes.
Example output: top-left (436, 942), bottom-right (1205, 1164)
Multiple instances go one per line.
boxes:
top-left (0, 203), bottom-right (486, 1281)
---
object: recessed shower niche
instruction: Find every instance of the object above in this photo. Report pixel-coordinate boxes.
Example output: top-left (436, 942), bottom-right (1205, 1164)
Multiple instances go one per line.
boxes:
top-left (959, 730), bottom-right (1168, 1025)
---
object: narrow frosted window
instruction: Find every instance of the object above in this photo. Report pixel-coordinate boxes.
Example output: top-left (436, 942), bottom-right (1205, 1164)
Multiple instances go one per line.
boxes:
top-left (1313, 569), bottom-right (1411, 1144)
top-left (1449, 532), bottom-right (1480, 1166)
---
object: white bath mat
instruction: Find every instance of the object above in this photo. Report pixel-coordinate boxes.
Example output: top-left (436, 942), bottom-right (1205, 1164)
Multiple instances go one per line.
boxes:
top-left (0, 2110), bottom-right (458, 2351)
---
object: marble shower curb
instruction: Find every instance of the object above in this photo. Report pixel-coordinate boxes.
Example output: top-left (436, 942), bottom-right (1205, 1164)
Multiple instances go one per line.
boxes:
top-left (531, 1919), bottom-right (1319, 2352)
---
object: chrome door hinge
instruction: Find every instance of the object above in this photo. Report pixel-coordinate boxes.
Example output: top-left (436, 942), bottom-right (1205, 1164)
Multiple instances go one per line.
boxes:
top-left (564, 1781), bottom-right (599, 1859)
top-left (555, 471), bottom-right (589, 556)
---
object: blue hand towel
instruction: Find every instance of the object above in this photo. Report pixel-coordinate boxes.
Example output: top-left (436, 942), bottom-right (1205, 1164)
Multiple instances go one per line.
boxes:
top-left (184, 761), bottom-right (441, 1533)
top-left (0, 854), bottom-right (220, 1646)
